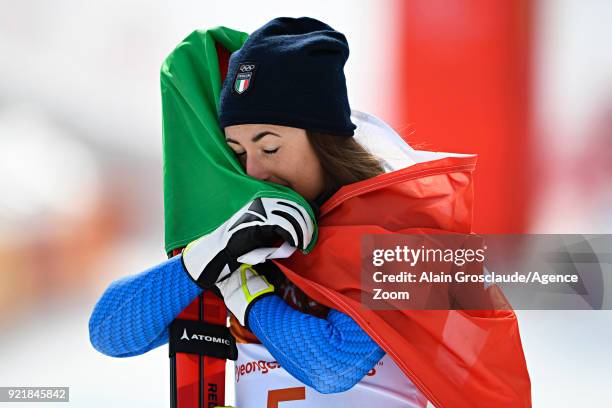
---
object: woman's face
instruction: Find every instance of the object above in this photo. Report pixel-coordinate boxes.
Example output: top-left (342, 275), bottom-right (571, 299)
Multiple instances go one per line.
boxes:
top-left (225, 124), bottom-right (326, 200)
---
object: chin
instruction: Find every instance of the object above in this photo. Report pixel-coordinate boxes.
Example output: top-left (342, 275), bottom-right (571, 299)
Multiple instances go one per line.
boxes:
top-left (290, 186), bottom-right (309, 199)
top-left (276, 182), bottom-right (313, 200)
top-left (299, 191), bottom-right (318, 201)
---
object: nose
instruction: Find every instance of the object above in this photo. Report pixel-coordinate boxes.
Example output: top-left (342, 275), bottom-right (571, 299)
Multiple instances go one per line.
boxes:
top-left (245, 155), bottom-right (270, 181)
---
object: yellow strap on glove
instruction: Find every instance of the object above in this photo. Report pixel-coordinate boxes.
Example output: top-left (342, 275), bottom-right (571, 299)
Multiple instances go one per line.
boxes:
top-left (216, 263), bottom-right (275, 328)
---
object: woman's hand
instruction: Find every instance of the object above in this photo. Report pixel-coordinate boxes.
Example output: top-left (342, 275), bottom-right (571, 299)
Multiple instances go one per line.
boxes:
top-left (181, 197), bottom-right (314, 290)
top-left (216, 263), bottom-right (274, 327)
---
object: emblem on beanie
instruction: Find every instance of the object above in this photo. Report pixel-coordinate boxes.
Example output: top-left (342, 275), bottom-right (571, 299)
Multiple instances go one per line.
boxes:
top-left (233, 62), bottom-right (257, 95)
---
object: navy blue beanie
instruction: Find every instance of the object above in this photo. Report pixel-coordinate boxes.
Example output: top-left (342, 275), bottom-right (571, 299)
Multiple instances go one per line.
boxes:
top-left (218, 17), bottom-right (356, 137)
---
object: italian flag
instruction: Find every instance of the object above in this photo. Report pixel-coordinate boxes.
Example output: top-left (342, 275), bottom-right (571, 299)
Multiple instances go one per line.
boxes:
top-left (235, 77), bottom-right (249, 93)
top-left (161, 18), bottom-right (532, 407)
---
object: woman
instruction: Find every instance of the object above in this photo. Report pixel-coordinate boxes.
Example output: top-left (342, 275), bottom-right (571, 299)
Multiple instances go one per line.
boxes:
top-left (90, 17), bottom-right (517, 408)
top-left (90, 17), bottom-right (428, 406)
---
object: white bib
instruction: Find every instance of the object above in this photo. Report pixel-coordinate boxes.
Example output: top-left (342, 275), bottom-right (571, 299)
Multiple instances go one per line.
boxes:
top-left (234, 343), bottom-right (428, 408)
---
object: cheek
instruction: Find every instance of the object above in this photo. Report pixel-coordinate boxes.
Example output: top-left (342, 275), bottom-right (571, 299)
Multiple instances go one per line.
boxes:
top-left (285, 150), bottom-right (324, 199)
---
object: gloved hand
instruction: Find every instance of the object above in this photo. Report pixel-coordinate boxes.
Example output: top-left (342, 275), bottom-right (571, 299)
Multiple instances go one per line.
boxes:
top-left (182, 197), bottom-right (314, 289)
top-left (217, 263), bottom-right (274, 327)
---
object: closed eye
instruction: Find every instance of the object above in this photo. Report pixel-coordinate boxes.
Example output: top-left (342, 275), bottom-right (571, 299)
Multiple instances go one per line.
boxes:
top-left (264, 148), bottom-right (279, 154)
top-left (234, 151), bottom-right (246, 167)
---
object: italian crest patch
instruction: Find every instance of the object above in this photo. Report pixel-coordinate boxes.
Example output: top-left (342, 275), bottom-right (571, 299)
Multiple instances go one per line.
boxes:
top-left (233, 62), bottom-right (257, 95)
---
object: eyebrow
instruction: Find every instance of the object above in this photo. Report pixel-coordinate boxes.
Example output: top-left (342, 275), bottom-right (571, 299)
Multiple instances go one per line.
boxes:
top-left (226, 131), bottom-right (281, 144)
